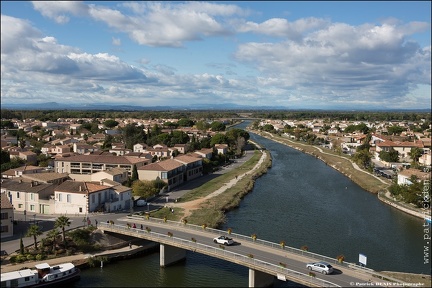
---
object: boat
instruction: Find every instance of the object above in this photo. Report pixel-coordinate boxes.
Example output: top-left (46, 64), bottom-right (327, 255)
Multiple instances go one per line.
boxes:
top-left (0, 262), bottom-right (80, 288)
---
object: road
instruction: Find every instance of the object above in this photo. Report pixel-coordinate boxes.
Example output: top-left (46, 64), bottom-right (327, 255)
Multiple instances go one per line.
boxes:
top-left (99, 218), bottom-right (398, 288)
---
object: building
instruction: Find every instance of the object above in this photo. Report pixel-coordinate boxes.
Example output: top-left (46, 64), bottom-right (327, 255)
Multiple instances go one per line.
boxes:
top-left (54, 154), bottom-right (150, 176)
top-left (1, 193), bottom-right (14, 238)
top-left (0, 178), bottom-right (56, 214)
top-left (173, 155), bottom-right (203, 181)
top-left (397, 169), bottom-right (430, 185)
top-left (137, 159), bottom-right (184, 190)
top-left (54, 180), bottom-right (132, 214)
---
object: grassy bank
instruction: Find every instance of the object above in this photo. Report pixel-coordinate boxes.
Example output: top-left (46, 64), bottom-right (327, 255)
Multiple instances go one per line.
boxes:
top-left (148, 149), bottom-right (272, 228)
top-left (185, 150), bottom-right (272, 228)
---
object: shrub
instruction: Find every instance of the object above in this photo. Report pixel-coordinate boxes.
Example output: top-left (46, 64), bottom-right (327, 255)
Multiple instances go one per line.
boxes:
top-left (9, 255), bottom-right (17, 263)
top-left (35, 254), bottom-right (44, 261)
top-left (26, 254), bottom-right (35, 261)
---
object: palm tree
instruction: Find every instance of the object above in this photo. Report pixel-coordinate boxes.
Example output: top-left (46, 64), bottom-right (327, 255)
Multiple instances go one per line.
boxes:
top-left (47, 228), bottom-right (61, 252)
top-left (26, 224), bottom-right (43, 250)
top-left (55, 216), bottom-right (71, 245)
top-left (408, 147), bottom-right (423, 166)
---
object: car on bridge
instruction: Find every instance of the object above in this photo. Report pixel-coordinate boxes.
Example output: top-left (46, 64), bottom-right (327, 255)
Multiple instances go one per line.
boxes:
top-left (306, 261), bottom-right (334, 275)
top-left (213, 235), bottom-right (234, 246)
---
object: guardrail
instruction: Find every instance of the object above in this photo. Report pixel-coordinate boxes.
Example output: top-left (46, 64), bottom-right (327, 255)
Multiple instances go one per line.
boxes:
top-left (99, 222), bottom-right (340, 287)
top-left (126, 215), bottom-right (365, 268)
top-left (125, 214), bottom-right (409, 285)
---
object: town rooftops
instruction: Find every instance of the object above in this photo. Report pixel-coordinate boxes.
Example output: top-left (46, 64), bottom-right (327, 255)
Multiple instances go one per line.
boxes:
top-left (1, 193), bottom-right (13, 209)
top-left (21, 172), bottom-right (70, 183)
top-left (55, 180), bottom-right (110, 194)
top-left (138, 159), bottom-right (183, 171)
top-left (54, 154), bottom-right (149, 165)
top-left (0, 178), bottom-right (56, 193)
top-left (398, 169), bottom-right (430, 181)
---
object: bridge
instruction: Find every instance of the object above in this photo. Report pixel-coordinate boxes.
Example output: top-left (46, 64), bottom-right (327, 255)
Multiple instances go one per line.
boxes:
top-left (98, 216), bottom-right (407, 287)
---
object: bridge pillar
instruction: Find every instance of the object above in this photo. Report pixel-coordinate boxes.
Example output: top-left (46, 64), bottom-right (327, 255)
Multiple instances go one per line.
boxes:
top-left (159, 243), bottom-right (186, 267)
top-left (248, 269), bottom-right (274, 287)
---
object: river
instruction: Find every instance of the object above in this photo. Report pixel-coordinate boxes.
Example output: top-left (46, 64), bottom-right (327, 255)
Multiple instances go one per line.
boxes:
top-left (75, 121), bottom-right (428, 287)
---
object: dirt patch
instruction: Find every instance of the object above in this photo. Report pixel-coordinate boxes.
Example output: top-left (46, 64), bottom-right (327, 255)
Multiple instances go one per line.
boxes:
top-left (379, 271), bottom-right (431, 286)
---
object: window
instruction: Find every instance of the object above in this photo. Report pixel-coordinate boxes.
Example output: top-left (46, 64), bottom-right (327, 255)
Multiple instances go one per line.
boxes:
top-left (17, 192), bottom-right (20, 199)
top-left (120, 193), bottom-right (123, 201)
top-left (30, 205), bottom-right (35, 211)
top-left (79, 207), bottom-right (82, 213)
top-left (58, 194), bottom-right (62, 202)
top-left (1, 212), bottom-right (7, 220)
top-left (1, 225), bottom-right (9, 232)
top-left (18, 204), bottom-right (23, 209)
top-left (67, 194), bottom-right (71, 203)
top-left (30, 193), bottom-right (34, 200)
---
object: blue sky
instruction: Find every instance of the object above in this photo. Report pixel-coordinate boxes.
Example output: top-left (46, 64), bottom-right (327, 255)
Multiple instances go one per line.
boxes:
top-left (1, 1), bottom-right (431, 110)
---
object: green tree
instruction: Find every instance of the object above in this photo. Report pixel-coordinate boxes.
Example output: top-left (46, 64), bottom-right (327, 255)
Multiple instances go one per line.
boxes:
top-left (47, 228), bottom-right (61, 252)
top-left (195, 120), bottom-right (210, 132)
top-left (353, 149), bottom-right (372, 168)
top-left (1, 150), bottom-right (10, 164)
top-left (210, 121), bottom-right (226, 131)
top-left (132, 180), bottom-right (159, 198)
top-left (131, 164), bottom-right (138, 181)
top-left (177, 118), bottom-right (194, 127)
top-left (103, 119), bottom-right (119, 128)
top-left (55, 216), bottom-right (71, 245)
top-left (210, 133), bottom-right (228, 147)
top-left (26, 224), bottom-right (43, 250)
top-left (408, 147), bottom-right (423, 166)
top-left (379, 148), bottom-right (399, 162)
top-left (20, 237), bottom-right (24, 254)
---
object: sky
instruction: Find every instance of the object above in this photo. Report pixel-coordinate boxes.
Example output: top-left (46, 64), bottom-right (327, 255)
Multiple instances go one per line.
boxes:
top-left (1, 1), bottom-right (431, 110)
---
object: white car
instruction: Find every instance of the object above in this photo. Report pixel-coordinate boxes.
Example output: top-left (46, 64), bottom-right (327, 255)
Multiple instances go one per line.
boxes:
top-left (136, 199), bottom-right (147, 207)
top-left (306, 262), bottom-right (334, 275)
top-left (213, 235), bottom-right (234, 246)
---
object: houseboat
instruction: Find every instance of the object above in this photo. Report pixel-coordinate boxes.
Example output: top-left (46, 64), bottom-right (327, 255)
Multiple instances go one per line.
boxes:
top-left (1, 262), bottom-right (80, 288)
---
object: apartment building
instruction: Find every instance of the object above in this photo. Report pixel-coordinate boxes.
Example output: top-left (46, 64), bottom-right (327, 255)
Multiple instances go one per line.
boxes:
top-left (54, 154), bottom-right (151, 176)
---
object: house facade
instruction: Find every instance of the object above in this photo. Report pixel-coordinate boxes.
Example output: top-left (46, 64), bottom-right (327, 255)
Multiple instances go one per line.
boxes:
top-left (397, 169), bottom-right (430, 185)
top-left (54, 180), bottom-right (132, 215)
top-left (0, 179), bottom-right (56, 214)
top-left (54, 154), bottom-right (150, 176)
top-left (1, 193), bottom-right (14, 238)
top-left (137, 159), bottom-right (184, 190)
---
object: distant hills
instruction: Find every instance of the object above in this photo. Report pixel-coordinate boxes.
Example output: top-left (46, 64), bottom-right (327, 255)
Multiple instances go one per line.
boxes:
top-left (1, 102), bottom-right (430, 112)
top-left (0, 102), bottom-right (285, 111)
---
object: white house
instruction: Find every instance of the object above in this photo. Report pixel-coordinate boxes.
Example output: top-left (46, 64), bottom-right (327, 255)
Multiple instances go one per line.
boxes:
top-left (397, 169), bottom-right (430, 185)
top-left (54, 180), bottom-right (132, 215)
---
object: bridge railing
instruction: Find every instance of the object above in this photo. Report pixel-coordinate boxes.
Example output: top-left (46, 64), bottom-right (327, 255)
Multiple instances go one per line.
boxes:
top-left (127, 214), bottom-right (372, 271)
top-left (99, 222), bottom-right (340, 287)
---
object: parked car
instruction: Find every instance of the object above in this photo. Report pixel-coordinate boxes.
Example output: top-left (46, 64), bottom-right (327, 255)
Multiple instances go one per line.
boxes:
top-left (213, 235), bottom-right (234, 246)
top-left (306, 262), bottom-right (334, 274)
top-left (136, 199), bottom-right (147, 207)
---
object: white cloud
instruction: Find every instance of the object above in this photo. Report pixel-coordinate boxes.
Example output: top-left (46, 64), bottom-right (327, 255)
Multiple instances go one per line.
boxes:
top-left (31, 1), bottom-right (88, 24)
top-left (237, 17), bottom-right (330, 40)
top-left (234, 21), bottom-right (431, 107)
top-left (112, 37), bottom-right (121, 46)
top-left (87, 2), bottom-right (235, 47)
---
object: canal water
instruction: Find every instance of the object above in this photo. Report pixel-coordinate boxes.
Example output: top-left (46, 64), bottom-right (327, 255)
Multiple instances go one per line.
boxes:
top-left (75, 121), bottom-right (428, 287)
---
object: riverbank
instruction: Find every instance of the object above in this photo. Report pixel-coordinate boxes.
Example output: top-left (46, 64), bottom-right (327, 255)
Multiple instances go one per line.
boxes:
top-left (249, 128), bottom-right (429, 221)
top-left (171, 147), bottom-right (272, 228)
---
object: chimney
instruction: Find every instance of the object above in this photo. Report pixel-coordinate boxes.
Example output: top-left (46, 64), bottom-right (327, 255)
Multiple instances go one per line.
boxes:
top-left (79, 185), bottom-right (82, 192)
